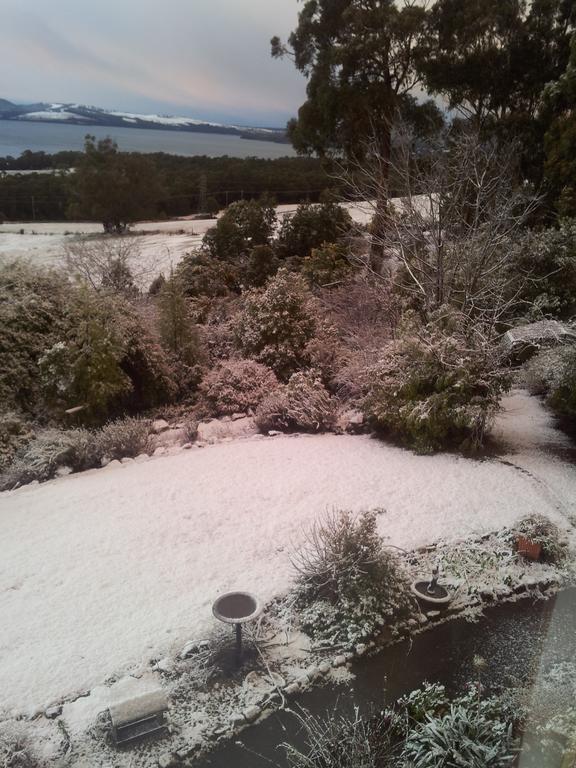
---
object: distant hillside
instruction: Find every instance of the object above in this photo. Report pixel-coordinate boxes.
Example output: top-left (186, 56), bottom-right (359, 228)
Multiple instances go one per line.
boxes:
top-left (0, 99), bottom-right (290, 144)
top-left (0, 99), bottom-right (17, 113)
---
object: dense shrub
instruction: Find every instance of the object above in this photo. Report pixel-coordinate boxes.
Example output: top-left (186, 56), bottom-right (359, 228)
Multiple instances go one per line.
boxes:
top-left (234, 269), bottom-right (316, 379)
top-left (363, 320), bottom-right (508, 453)
top-left (176, 252), bottom-right (239, 298)
top-left (523, 346), bottom-right (569, 396)
top-left (203, 199), bottom-right (276, 262)
top-left (510, 220), bottom-right (576, 319)
top-left (276, 202), bottom-right (353, 260)
top-left (292, 509), bottom-right (412, 646)
top-left (255, 370), bottom-right (336, 432)
top-left (547, 346), bottom-right (576, 425)
top-left (38, 289), bottom-right (134, 423)
top-left (524, 345), bottom-right (576, 427)
top-left (301, 243), bottom-right (353, 287)
top-left (0, 261), bottom-right (70, 414)
top-left (243, 244), bottom-right (279, 288)
top-left (0, 412), bottom-right (34, 471)
top-left (95, 417), bottom-right (151, 460)
top-left (199, 359), bottom-right (279, 416)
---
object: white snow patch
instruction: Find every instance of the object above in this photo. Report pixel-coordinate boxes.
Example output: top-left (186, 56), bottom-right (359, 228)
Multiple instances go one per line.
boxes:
top-left (17, 111), bottom-right (89, 122)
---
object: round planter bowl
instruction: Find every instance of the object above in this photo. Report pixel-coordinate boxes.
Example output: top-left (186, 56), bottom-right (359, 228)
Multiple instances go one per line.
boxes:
top-left (212, 591), bottom-right (262, 625)
top-left (411, 580), bottom-right (452, 608)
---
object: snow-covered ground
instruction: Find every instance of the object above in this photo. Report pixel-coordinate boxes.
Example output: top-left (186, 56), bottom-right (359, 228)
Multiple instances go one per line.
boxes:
top-left (0, 391), bottom-right (574, 720)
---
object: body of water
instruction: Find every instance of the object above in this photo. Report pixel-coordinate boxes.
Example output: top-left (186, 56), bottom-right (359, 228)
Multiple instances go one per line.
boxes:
top-left (0, 119), bottom-right (296, 159)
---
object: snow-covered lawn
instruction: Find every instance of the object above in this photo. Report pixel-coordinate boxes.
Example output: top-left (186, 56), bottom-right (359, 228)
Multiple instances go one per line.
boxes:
top-left (1, 393), bottom-right (575, 719)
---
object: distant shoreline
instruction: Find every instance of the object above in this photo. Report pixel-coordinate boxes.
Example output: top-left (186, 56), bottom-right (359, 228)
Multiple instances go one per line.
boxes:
top-left (0, 116), bottom-right (290, 145)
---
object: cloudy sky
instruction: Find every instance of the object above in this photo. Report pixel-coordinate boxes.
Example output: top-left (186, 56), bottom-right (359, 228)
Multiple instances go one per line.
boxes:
top-left (0, 0), bottom-right (307, 126)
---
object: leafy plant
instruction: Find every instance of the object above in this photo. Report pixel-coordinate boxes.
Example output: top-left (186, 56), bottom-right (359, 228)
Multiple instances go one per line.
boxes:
top-left (514, 514), bottom-right (567, 564)
top-left (293, 509), bottom-right (412, 645)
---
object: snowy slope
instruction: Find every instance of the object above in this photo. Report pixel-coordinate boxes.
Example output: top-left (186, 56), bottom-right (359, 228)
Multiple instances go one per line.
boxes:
top-left (1, 397), bottom-right (575, 717)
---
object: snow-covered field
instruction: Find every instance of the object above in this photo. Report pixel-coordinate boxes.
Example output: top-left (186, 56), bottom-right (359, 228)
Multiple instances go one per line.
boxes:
top-left (0, 392), bottom-right (574, 721)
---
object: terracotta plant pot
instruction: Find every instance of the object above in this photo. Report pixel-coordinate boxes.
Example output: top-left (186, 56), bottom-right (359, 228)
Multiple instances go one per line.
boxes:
top-left (516, 535), bottom-right (542, 561)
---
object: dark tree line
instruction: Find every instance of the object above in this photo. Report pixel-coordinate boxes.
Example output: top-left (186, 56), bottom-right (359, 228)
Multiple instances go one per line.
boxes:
top-left (0, 146), bottom-right (333, 223)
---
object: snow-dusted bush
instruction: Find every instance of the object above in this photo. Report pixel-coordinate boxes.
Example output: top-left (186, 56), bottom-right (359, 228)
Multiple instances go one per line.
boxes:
top-left (364, 319), bottom-right (508, 453)
top-left (0, 428), bottom-right (98, 489)
top-left (0, 260), bottom-right (70, 415)
top-left (199, 359), bottom-right (279, 416)
top-left (284, 683), bottom-right (516, 768)
top-left (293, 509), bottom-right (412, 645)
top-left (524, 345), bottom-right (576, 427)
top-left (510, 219), bottom-right (576, 319)
top-left (400, 684), bottom-right (515, 768)
top-left (276, 202), bottom-right (353, 260)
top-left (523, 347), bottom-right (569, 396)
top-left (515, 514), bottom-right (567, 563)
top-left (547, 346), bottom-right (576, 426)
top-left (95, 417), bottom-right (151, 460)
top-left (234, 269), bottom-right (316, 379)
top-left (255, 370), bottom-right (336, 433)
top-left (0, 412), bottom-right (34, 471)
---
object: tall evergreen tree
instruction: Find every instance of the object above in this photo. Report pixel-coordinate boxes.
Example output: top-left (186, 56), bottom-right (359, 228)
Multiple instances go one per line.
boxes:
top-left (69, 136), bottom-right (163, 233)
top-left (272, 0), bottom-right (432, 252)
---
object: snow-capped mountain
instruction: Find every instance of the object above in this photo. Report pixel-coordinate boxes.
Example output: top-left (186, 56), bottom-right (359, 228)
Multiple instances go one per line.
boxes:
top-left (0, 99), bottom-right (289, 143)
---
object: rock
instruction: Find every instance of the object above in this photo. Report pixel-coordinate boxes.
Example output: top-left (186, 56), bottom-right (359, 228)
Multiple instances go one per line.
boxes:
top-left (251, 434), bottom-right (264, 440)
top-left (231, 413), bottom-right (246, 421)
top-left (197, 417), bottom-right (258, 444)
top-left (134, 453), bottom-right (149, 463)
top-left (151, 419), bottom-right (170, 434)
top-left (426, 610), bottom-right (441, 619)
top-left (337, 409), bottom-right (365, 434)
top-left (120, 457), bottom-right (135, 464)
top-left (332, 655), bottom-right (347, 667)
top-left (158, 754), bottom-right (176, 768)
top-left (100, 456), bottom-right (111, 467)
top-left (182, 443), bottom-right (193, 450)
top-left (230, 712), bottom-right (245, 726)
top-left (243, 705), bottom-right (261, 723)
top-left (284, 682), bottom-right (300, 696)
top-left (55, 465), bottom-right (72, 477)
top-left (45, 704), bottom-right (62, 719)
top-left (343, 652), bottom-right (355, 662)
top-left (318, 662), bottom-right (331, 675)
top-left (153, 657), bottom-right (174, 673)
top-left (198, 640), bottom-right (210, 651)
top-left (103, 459), bottom-right (121, 469)
top-left (355, 643), bottom-right (367, 656)
top-left (267, 430), bottom-right (282, 436)
top-left (153, 447), bottom-right (167, 457)
top-left (152, 428), bottom-right (186, 449)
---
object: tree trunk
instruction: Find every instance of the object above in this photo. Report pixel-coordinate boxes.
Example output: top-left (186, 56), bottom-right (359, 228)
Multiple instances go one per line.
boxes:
top-left (369, 125), bottom-right (392, 273)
